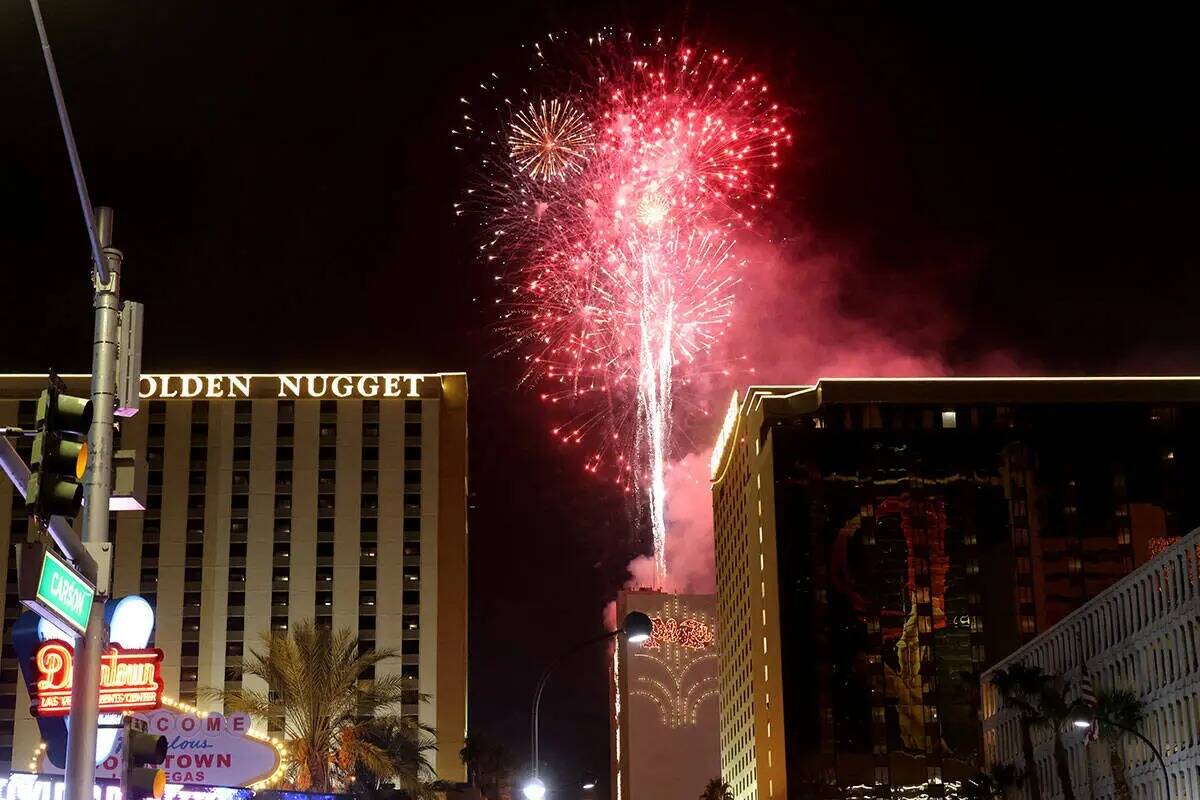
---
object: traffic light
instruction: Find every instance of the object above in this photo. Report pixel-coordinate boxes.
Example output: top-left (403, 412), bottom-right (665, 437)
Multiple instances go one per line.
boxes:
top-left (26, 388), bottom-right (92, 523)
top-left (123, 721), bottom-right (168, 800)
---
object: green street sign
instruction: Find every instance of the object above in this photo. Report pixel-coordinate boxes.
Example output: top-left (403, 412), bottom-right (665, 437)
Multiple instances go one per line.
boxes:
top-left (25, 549), bottom-right (95, 634)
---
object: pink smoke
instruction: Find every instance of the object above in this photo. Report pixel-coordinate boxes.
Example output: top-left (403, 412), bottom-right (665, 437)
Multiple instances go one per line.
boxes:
top-left (620, 222), bottom-right (1024, 594)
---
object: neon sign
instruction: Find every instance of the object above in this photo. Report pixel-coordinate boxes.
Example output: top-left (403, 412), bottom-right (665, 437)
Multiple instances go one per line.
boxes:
top-left (33, 642), bottom-right (164, 716)
top-left (643, 616), bottom-right (715, 651)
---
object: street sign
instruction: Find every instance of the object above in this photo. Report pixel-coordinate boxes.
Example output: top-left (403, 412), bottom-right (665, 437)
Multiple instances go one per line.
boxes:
top-left (20, 546), bottom-right (96, 635)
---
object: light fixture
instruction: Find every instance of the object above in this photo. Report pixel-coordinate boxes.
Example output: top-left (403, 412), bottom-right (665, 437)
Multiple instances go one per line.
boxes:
top-left (1073, 719), bottom-right (1092, 729)
top-left (582, 781), bottom-right (597, 790)
top-left (522, 776), bottom-right (546, 800)
top-left (623, 611), bottom-right (653, 644)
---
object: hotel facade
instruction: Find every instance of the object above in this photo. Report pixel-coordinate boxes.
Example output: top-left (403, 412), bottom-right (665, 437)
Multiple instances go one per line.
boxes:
top-left (0, 373), bottom-right (468, 783)
top-left (981, 528), bottom-right (1200, 800)
top-left (610, 591), bottom-right (719, 800)
top-left (710, 378), bottom-right (1200, 799)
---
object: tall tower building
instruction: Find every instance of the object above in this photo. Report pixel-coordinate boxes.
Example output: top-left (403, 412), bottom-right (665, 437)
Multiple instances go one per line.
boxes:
top-left (710, 378), bottom-right (1200, 799)
top-left (610, 590), bottom-right (719, 800)
top-left (0, 372), bottom-right (468, 783)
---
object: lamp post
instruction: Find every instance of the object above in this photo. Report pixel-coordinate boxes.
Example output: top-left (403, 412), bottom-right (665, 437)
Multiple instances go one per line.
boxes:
top-left (522, 611), bottom-right (653, 800)
top-left (1072, 715), bottom-right (1170, 796)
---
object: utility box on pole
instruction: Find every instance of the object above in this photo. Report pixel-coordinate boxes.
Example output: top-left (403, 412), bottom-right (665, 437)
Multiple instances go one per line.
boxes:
top-left (115, 300), bottom-right (143, 418)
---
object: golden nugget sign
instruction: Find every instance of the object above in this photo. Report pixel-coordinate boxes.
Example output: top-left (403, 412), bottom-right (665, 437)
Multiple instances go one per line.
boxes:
top-left (138, 373), bottom-right (427, 400)
top-left (34, 641), bottom-right (164, 716)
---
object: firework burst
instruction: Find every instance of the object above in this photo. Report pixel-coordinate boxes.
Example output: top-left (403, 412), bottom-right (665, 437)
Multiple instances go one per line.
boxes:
top-left (508, 98), bottom-right (595, 180)
top-left (456, 31), bottom-right (789, 582)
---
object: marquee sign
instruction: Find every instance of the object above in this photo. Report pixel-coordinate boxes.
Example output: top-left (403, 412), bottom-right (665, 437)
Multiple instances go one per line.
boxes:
top-left (35, 709), bottom-right (284, 789)
top-left (33, 642), bottom-right (164, 716)
top-left (137, 374), bottom-right (431, 400)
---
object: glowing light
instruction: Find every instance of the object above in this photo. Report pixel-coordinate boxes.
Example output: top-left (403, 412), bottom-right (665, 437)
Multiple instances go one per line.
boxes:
top-left (629, 597), bottom-right (718, 728)
top-left (522, 777), bottom-right (547, 800)
top-left (459, 34), bottom-right (788, 582)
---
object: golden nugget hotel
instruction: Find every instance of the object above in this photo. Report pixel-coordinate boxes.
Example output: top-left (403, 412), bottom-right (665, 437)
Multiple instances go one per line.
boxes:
top-left (0, 373), bottom-right (468, 782)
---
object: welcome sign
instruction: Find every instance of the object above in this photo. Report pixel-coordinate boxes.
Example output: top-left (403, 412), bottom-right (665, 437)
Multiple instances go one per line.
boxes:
top-left (39, 710), bottom-right (282, 788)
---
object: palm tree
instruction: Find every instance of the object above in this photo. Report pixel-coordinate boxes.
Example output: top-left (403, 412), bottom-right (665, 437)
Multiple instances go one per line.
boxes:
top-left (1035, 683), bottom-right (1082, 800)
top-left (351, 717), bottom-right (438, 799)
top-left (1093, 688), bottom-right (1144, 800)
top-left (964, 764), bottom-right (1021, 799)
top-left (460, 733), bottom-right (512, 799)
top-left (991, 664), bottom-right (1050, 800)
top-left (699, 777), bottom-right (734, 800)
top-left (203, 619), bottom-right (425, 792)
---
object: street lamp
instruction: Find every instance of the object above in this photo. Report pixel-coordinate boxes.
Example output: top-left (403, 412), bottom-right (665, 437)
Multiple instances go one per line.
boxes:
top-left (1072, 714), bottom-right (1170, 793)
top-left (524, 611), bottom-right (653, 799)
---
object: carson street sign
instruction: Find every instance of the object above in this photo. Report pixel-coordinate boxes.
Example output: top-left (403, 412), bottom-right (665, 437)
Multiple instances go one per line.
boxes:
top-left (20, 548), bottom-right (95, 635)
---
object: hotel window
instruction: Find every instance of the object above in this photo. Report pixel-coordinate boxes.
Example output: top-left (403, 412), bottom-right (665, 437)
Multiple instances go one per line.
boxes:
top-left (1020, 616), bottom-right (1036, 633)
top-left (318, 470), bottom-right (336, 493)
top-left (272, 567), bottom-right (289, 583)
top-left (319, 445), bottom-right (336, 463)
top-left (272, 591), bottom-right (288, 607)
top-left (405, 399), bottom-right (421, 415)
top-left (404, 469), bottom-right (421, 489)
top-left (234, 398), bottom-right (251, 419)
top-left (232, 470), bottom-right (250, 492)
top-left (278, 400), bottom-right (294, 422)
top-left (362, 469), bottom-right (379, 491)
top-left (363, 400), bottom-right (380, 419)
top-left (1068, 557), bottom-right (1083, 573)
top-left (404, 446), bottom-right (421, 462)
top-left (362, 494), bottom-right (379, 515)
top-left (404, 421), bottom-right (421, 438)
top-left (363, 446), bottom-right (379, 466)
top-left (317, 542), bottom-right (334, 559)
top-left (320, 400), bottom-right (336, 416)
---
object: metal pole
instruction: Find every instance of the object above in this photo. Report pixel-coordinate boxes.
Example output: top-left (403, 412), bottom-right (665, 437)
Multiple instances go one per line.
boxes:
top-left (27, 0), bottom-right (108, 285)
top-left (64, 207), bottom-right (121, 800)
top-left (1100, 717), bottom-right (1171, 800)
top-left (529, 629), bottom-right (621, 780)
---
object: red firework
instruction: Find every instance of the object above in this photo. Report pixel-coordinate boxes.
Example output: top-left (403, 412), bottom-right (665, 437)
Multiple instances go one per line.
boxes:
top-left (456, 32), bottom-right (789, 579)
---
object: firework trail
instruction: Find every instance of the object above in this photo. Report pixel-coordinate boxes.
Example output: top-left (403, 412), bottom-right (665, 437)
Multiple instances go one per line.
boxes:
top-left (456, 32), bottom-right (789, 583)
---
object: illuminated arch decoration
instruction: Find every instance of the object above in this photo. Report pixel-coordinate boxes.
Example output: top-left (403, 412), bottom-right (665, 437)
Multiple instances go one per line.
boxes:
top-left (628, 596), bottom-right (718, 728)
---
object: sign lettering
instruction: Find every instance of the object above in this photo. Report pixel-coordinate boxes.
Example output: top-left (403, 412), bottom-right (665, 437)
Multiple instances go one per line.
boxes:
top-left (33, 642), bottom-right (164, 717)
top-left (30, 552), bottom-right (95, 635)
top-left (138, 374), bottom-right (430, 400)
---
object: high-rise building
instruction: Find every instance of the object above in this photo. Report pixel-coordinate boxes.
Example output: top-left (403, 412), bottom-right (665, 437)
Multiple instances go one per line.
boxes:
top-left (981, 527), bottom-right (1200, 800)
top-left (610, 591), bottom-right (719, 800)
top-left (709, 378), bottom-right (1200, 799)
top-left (0, 372), bottom-right (468, 782)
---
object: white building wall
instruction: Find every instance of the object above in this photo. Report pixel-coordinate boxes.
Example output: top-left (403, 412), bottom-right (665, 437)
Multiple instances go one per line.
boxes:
top-left (982, 528), bottom-right (1200, 800)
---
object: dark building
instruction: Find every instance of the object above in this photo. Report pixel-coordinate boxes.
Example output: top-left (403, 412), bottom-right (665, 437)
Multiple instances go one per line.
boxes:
top-left (710, 378), bottom-right (1200, 799)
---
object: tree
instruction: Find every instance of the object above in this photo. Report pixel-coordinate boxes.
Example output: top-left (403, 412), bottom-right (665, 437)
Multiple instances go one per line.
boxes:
top-left (963, 764), bottom-right (1021, 800)
top-left (1093, 688), bottom-right (1145, 800)
top-left (351, 717), bottom-right (439, 800)
top-left (990, 663), bottom-right (1051, 800)
top-left (460, 733), bottom-right (513, 800)
top-left (203, 620), bottom-right (428, 793)
top-left (699, 777), bottom-right (734, 800)
top-left (1035, 682), bottom-right (1083, 800)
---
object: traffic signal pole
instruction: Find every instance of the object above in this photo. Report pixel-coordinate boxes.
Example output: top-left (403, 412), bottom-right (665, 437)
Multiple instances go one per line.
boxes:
top-left (26, 5), bottom-right (137, 800)
top-left (63, 208), bottom-right (122, 800)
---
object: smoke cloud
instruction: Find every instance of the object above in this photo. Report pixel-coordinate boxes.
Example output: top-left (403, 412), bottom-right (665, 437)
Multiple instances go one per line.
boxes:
top-left (621, 223), bottom-right (1022, 595)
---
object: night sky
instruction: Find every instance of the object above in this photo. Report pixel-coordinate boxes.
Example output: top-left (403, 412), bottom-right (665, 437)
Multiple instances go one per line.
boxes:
top-left (1, 1), bottom-right (1196, 793)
